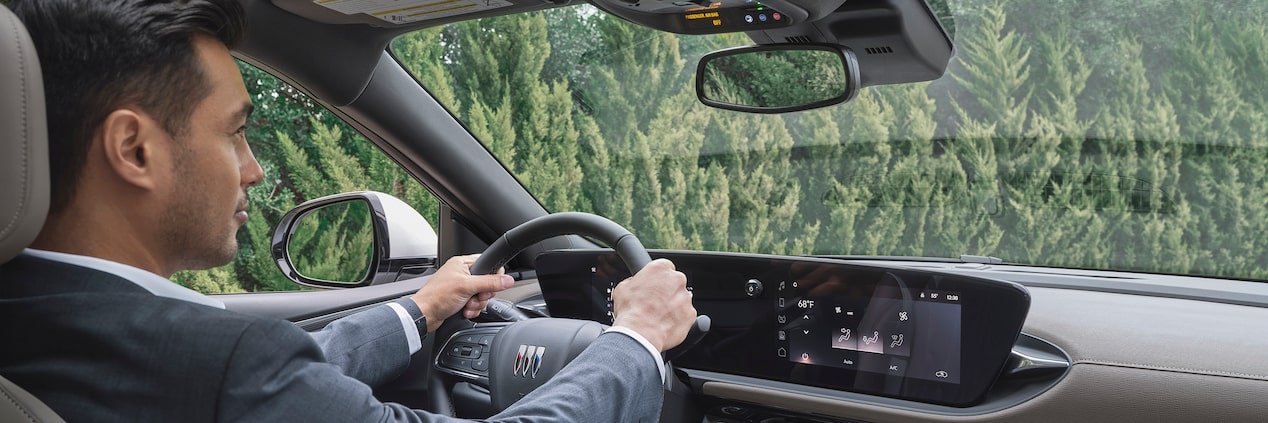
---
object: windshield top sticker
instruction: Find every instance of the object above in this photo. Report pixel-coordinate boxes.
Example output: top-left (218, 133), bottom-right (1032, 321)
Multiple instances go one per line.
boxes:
top-left (314, 0), bottom-right (513, 24)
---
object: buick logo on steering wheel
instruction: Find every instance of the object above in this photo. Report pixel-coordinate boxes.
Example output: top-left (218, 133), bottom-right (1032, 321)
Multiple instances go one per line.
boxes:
top-left (514, 345), bottom-right (545, 378)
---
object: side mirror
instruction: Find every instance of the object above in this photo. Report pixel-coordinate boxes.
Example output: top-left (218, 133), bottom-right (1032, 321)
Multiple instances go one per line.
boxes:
top-left (271, 191), bottom-right (438, 289)
top-left (696, 44), bottom-right (860, 114)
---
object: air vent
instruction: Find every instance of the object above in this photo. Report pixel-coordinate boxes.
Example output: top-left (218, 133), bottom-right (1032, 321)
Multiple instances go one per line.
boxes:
top-left (865, 46), bottom-right (895, 55)
top-left (784, 36), bottom-right (813, 44)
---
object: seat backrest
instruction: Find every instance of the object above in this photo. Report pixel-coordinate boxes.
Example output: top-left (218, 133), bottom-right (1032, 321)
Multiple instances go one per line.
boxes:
top-left (0, 2), bottom-right (49, 264)
top-left (0, 4), bottom-right (63, 423)
top-left (0, 375), bottom-right (64, 423)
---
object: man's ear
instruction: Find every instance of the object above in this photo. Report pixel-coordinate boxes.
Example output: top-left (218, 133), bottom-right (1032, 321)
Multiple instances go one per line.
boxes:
top-left (98, 109), bottom-right (169, 191)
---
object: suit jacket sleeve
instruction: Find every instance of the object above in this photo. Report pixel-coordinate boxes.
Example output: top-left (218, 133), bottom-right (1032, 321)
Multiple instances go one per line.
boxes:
top-left (306, 297), bottom-right (417, 387)
top-left (219, 317), bottom-right (663, 422)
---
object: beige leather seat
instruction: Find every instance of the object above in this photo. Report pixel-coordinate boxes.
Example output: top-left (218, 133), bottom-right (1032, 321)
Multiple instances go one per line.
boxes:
top-left (0, 3), bottom-right (64, 423)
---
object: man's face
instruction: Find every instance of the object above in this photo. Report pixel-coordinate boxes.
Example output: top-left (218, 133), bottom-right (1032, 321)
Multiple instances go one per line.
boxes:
top-left (158, 35), bottom-right (263, 271)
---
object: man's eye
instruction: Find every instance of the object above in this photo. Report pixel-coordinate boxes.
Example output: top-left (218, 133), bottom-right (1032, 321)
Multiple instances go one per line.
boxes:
top-left (234, 125), bottom-right (247, 137)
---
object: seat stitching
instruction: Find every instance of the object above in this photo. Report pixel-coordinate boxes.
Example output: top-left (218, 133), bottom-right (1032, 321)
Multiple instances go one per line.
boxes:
top-left (0, 382), bottom-right (39, 423)
top-left (1, 11), bottom-right (31, 241)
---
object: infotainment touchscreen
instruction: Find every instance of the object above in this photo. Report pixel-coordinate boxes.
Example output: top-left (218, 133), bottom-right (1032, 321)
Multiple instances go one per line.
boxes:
top-left (535, 250), bottom-right (1031, 407)
top-left (781, 283), bottom-right (963, 384)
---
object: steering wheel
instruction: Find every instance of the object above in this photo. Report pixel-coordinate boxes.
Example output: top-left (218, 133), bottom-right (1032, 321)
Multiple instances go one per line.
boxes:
top-left (466, 212), bottom-right (710, 410)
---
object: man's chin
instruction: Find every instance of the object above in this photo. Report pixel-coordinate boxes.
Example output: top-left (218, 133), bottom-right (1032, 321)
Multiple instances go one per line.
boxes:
top-left (182, 242), bottom-right (240, 272)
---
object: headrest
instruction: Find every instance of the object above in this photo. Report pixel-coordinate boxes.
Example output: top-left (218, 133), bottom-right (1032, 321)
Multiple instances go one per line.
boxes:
top-left (0, 4), bottom-right (49, 263)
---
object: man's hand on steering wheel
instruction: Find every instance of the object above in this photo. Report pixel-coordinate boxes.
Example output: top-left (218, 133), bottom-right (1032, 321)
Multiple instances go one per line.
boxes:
top-left (410, 254), bottom-right (515, 333)
top-left (612, 258), bottom-right (698, 352)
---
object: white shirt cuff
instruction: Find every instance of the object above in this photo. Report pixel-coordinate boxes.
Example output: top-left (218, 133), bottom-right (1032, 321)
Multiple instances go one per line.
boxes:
top-left (386, 302), bottom-right (422, 355)
top-left (604, 326), bottom-right (666, 382)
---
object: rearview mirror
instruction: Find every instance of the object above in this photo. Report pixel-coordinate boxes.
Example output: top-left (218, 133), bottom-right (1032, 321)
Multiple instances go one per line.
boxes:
top-left (696, 44), bottom-right (860, 114)
top-left (272, 191), bottom-right (438, 288)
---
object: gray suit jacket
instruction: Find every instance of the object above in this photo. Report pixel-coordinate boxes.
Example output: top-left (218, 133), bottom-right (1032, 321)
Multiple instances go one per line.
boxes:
top-left (0, 254), bottom-right (663, 422)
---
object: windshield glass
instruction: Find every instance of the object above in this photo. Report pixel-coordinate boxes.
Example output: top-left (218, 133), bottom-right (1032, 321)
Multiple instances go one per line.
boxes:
top-left (392, 0), bottom-right (1268, 281)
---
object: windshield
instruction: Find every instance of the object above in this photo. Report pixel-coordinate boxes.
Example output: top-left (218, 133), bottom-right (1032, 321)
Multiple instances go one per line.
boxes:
top-left (392, 0), bottom-right (1268, 281)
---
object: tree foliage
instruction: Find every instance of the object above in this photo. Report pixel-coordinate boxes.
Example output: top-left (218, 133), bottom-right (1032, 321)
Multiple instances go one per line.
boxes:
top-left (180, 0), bottom-right (1268, 293)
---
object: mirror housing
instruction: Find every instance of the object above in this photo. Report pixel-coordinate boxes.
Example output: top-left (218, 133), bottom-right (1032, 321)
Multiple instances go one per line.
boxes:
top-left (272, 191), bottom-right (438, 289)
top-left (696, 44), bottom-right (860, 114)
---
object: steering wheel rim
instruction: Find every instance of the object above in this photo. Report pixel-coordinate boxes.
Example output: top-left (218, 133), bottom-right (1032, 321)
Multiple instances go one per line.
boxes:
top-left (469, 212), bottom-right (653, 276)
top-left (463, 212), bottom-right (708, 411)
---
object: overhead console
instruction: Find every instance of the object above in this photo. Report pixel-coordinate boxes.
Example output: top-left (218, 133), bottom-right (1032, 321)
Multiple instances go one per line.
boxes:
top-left (535, 250), bottom-right (1032, 407)
top-left (588, 0), bottom-right (837, 35)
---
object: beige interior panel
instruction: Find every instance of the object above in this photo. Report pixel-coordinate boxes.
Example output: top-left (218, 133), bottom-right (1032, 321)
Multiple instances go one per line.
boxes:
top-left (704, 363), bottom-right (1268, 422)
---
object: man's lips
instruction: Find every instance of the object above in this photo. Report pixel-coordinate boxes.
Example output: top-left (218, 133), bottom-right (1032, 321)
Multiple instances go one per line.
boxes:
top-left (235, 199), bottom-right (250, 222)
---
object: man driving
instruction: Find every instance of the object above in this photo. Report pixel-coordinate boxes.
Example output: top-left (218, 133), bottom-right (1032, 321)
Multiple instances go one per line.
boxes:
top-left (0, 0), bottom-right (697, 421)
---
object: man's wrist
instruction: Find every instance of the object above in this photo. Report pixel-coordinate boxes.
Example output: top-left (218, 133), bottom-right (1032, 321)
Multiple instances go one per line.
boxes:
top-left (410, 295), bottom-right (442, 333)
top-left (611, 318), bottom-right (663, 351)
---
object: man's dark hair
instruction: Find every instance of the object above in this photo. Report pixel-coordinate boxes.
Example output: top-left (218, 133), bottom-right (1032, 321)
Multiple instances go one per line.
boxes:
top-left (9, 0), bottom-right (246, 214)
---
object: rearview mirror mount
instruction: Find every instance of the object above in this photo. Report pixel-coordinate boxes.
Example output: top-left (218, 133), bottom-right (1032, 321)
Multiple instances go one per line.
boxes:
top-left (696, 44), bottom-right (861, 114)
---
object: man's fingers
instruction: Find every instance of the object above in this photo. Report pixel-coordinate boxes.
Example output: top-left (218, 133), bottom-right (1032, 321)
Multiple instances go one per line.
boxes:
top-left (646, 258), bottom-right (676, 272)
top-left (466, 273), bottom-right (514, 294)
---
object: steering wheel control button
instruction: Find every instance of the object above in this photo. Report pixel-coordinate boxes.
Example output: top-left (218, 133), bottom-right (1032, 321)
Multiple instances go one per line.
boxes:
top-left (745, 279), bottom-right (763, 297)
top-left (479, 335), bottom-right (494, 346)
top-left (472, 357), bottom-right (490, 371)
top-left (440, 355), bottom-right (471, 370)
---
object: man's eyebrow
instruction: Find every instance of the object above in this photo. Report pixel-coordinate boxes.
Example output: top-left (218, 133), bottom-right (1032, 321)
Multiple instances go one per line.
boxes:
top-left (233, 102), bottom-right (256, 123)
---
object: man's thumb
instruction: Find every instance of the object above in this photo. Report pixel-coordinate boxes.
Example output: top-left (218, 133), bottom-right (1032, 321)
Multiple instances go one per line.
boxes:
top-left (473, 274), bottom-right (515, 292)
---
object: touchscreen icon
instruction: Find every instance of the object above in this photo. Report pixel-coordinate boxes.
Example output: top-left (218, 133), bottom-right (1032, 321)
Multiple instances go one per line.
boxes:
top-left (884, 323), bottom-right (913, 356)
top-left (777, 315), bottom-right (786, 324)
top-left (831, 328), bottom-right (856, 350)
top-left (898, 311), bottom-right (909, 321)
top-left (778, 330), bottom-right (786, 341)
top-left (858, 330), bottom-right (884, 354)
top-left (777, 348), bottom-right (787, 358)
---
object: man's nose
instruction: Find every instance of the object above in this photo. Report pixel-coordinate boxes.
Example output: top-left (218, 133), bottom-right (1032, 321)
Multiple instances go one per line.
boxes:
top-left (241, 141), bottom-right (265, 188)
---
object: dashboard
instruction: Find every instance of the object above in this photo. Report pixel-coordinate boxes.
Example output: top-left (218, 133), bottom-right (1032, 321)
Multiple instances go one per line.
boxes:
top-left (421, 249), bottom-right (1268, 422)
top-left (535, 250), bottom-right (1031, 407)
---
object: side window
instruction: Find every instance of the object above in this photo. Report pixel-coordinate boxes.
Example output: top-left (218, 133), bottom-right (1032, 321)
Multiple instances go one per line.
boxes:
top-left (173, 61), bottom-right (441, 294)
